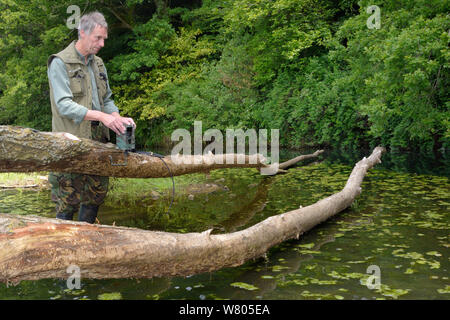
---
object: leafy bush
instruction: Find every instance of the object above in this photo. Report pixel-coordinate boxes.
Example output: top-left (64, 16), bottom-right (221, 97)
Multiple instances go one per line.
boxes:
top-left (0, 0), bottom-right (447, 152)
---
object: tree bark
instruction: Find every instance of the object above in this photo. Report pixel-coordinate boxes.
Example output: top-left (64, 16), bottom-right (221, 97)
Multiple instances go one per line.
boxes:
top-left (0, 147), bottom-right (385, 284)
top-left (0, 126), bottom-right (320, 177)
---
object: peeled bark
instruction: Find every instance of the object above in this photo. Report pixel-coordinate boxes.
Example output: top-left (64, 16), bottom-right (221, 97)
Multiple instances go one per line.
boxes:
top-left (0, 126), bottom-right (319, 177)
top-left (0, 147), bottom-right (385, 284)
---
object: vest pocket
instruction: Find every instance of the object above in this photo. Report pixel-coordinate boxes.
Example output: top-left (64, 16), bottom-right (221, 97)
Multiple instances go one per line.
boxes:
top-left (68, 68), bottom-right (86, 97)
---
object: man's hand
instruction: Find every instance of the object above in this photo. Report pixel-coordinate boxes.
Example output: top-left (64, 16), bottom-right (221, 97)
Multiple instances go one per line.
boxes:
top-left (84, 110), bottom-right (136, 135)
top-left (110, 112), bottom-right (136, 134)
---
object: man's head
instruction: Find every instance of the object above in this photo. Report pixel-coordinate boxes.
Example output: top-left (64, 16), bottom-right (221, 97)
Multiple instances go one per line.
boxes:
top-left (77, 11), bottom-right (108, 56)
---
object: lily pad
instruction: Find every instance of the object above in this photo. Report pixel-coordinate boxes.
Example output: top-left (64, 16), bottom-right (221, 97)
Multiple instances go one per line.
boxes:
top-left (437, 286), bottom-right (450, 294)
top-left (97, 292), bottom-right (122, 300)
top-left (230, 282), bottom-right (259, 291)
top-left (426, 251), bottom-right (442, 257)
top-left (376, 284), bottom-right (410, 299)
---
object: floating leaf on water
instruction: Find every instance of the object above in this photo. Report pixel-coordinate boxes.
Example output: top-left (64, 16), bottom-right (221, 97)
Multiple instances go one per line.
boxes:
top-left (292, 279), bottom-right (309, 286)
top-left (328, 271), bottom-right (346, 279)
top-left (376, 284), bottom-right (410, 299)
top-left (305, 264), bottom-right (317, 270)
top-left (329, 271), bottom-right (365, 280)
top-left (426, 251), bottom-right (442, 257)
top-left (68, 289), bottom-right (85, 296)
top-left (230, 282), bottom-right (259, 291)
top-left (97, 292), bottom-right (122, 300)
top-left (346, 272), bottom-right (366, 279)
top-left (297, 250), bottom-right (321, 254)
top-left (437, 286), bottom-right (450, 294)
top-left (331, 257), bottom-right (341, 262)
top-left (392, 250), bottom-right (423, 260)
top-left (272, 265), bottom-right (290, 272)
top-left (309, 278), bottom-right (338, 285)
top-left (297, 243), bottom-right (315, 249)
top-left (428, 260), bottom-right (440, 269)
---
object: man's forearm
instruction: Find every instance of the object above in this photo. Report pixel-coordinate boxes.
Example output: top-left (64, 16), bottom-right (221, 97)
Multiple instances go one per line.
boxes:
top-left (83, 109), bottom-right (121, 122)
top-left (84, 110), bottom-right (109, 122)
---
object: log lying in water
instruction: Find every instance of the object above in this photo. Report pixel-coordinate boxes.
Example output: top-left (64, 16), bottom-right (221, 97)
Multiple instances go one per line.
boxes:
top-left (0, 125), bottom-right (322, 177)
top-left (0, 147), bottom-right (385, 284)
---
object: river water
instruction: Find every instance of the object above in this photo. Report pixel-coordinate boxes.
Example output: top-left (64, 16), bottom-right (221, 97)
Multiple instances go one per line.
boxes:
top-left (0, 148), bottom-right (448, 300)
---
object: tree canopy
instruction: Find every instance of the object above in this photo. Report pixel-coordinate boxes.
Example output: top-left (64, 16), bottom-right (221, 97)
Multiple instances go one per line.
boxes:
top-left (0, 0), bottom-right (448, 151)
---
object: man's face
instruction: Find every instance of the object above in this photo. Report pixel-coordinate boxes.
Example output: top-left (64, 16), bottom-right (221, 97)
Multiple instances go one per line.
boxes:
top-left (80, 25), bottom-right (108, 55)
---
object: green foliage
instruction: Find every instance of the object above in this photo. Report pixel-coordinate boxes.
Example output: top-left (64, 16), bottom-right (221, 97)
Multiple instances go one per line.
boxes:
top-left (330, 0), bottom-right (450, 150)
top-left (258, 0), bottom-right (449, 150)
top-left (0, 0), bottom-right (74, 129)
top-left (259, 55), bottom-right (369, 149)
top-left (222, 0), bottom-right (335, 86)
top-left (164, 36), bottom-right (260, 134)
top-left (0, 0), bottom-right (448, 152)
top-left (109, 16), bottom-right (176, 82)
top-left (110, 20), bottom-right (217, 146)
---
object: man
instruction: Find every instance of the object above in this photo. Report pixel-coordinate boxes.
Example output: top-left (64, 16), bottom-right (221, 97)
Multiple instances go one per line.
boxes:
top-left (47, 11), bottom-right (135, 223)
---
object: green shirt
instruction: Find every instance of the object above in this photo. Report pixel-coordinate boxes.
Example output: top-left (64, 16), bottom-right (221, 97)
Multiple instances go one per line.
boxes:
top-left (47, 47), bottom-right (119, 124)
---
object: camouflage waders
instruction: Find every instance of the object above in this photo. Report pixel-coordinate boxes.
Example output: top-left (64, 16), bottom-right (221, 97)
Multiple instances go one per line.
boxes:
top-left (49, 123), bottom-right (109, 222)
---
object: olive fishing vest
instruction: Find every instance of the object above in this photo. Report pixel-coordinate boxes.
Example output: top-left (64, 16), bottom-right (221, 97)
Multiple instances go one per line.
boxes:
top-left (48, 41), bottom-right (109, 140)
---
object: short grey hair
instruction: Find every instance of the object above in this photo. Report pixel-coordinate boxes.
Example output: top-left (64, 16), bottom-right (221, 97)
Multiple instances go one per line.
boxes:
top-left (77, 11), bottom-right (108, 38)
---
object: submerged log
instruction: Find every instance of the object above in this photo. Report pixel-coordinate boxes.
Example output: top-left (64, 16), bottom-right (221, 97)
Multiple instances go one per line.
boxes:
top-left (0, 147), bottom-right (385, 284)
top-left (0, 125), bottom-right (321, 177)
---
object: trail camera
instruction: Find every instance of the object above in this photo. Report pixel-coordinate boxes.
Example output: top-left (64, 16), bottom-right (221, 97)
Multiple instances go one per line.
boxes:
top-left (110, 124), bottom-right (135, 166)
top-left (116, 124), bottom-right (135, 152)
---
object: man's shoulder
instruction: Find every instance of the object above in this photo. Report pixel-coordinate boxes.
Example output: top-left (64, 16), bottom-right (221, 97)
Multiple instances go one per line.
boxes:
top-left (48, 56), bottom-right (64, 68)
top-left (48, 54), bottom-right (66, 70)
top-left (48, 44), bottom-right (66, 67)
top-left (52, 42), bottom-right (81, 64)
top-left (93, 55), bottom-right (104, 64)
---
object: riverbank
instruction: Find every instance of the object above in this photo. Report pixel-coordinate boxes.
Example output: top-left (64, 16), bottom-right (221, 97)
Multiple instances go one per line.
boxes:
top-left (0, 172), bottom-right (49, 189)
top-left (0, 172), bottom-right (225, 206)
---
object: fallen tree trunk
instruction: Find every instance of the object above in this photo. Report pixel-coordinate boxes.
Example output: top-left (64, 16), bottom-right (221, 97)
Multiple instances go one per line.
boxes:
top-left (0, 147), bottom-right (385, 284)
top-left (0, 126), bottom-right (321, 177)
